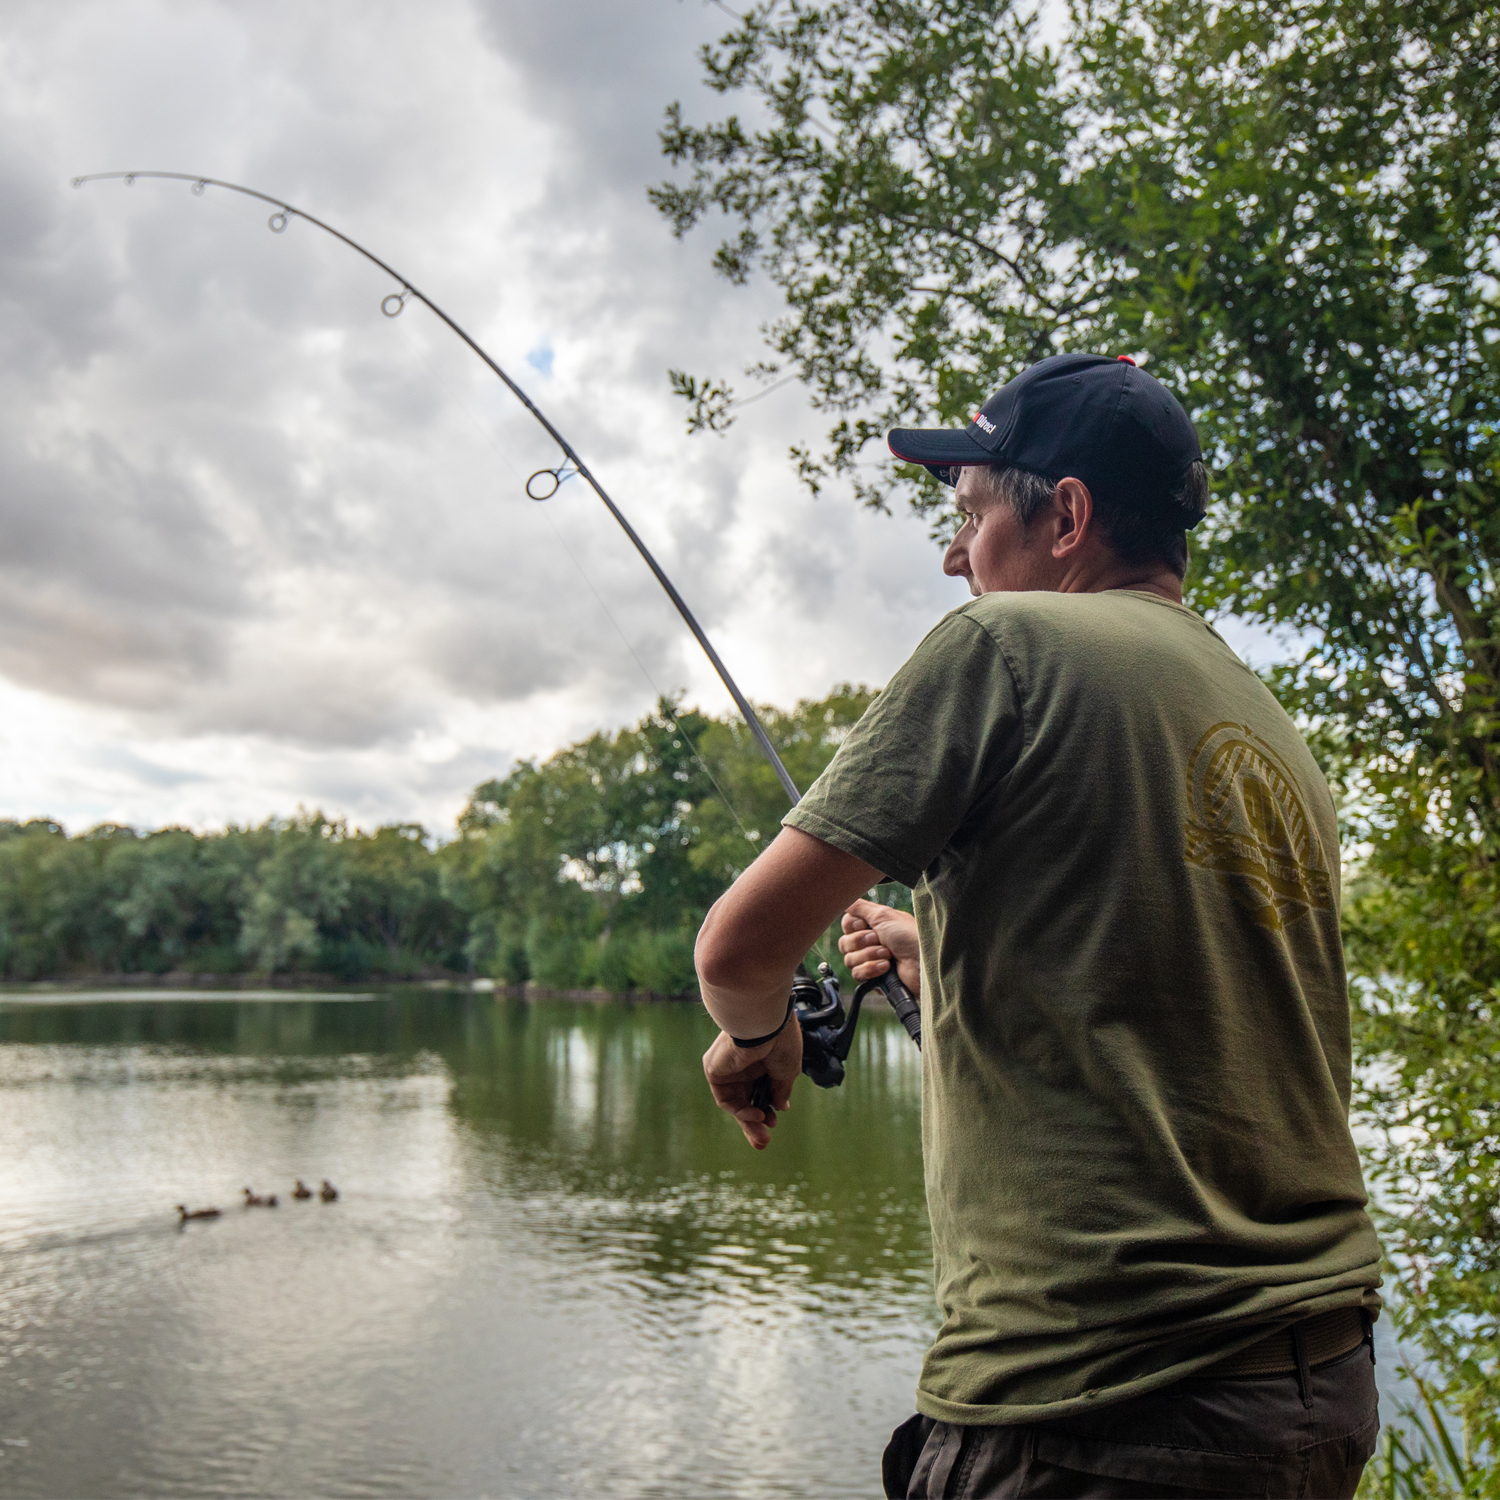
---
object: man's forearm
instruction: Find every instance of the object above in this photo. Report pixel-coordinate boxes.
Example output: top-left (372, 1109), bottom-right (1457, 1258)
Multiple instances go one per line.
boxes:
top-left (694, 826), bottom-right (884, 1036)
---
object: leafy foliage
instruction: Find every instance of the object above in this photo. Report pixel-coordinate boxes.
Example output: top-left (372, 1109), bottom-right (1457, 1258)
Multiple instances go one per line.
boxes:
top-left (0, 812), bottom-right (468, 982)
top-left (446, 689), bottom-right (878, 993)
top-left (656, 0), bottom-right (1500, 1479)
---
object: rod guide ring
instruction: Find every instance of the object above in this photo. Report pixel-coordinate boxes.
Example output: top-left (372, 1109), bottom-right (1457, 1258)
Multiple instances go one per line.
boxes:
top-left (526, 469), bottom-right (561, 501)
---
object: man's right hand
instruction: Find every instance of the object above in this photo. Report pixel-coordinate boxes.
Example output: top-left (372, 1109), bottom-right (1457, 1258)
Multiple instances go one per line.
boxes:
top-left (840, 899), bottom-right (922, 996)
top-left (703, 1018), bottom-right (803, 1150)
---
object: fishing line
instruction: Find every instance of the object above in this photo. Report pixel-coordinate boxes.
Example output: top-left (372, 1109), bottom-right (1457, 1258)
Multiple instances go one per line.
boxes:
top-left (355, 312), bottom-right (841, 962)
top-left (722, 373), bottom-right (800, 411)
top-left (72, 169), bottom-right (858, 980)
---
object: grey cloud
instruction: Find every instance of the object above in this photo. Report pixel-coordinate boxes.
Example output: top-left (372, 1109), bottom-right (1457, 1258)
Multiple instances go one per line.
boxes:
top-left (91, 744), bottom-right (209, 792)
top-left (472, 0), bottom-right (727, 189)
top-left (0, 425), bottom-right (248, 703)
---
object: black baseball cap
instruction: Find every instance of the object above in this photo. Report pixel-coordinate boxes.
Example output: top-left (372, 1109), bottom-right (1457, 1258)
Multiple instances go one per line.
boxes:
top-left (887, 352), bottom-right (1204, 525)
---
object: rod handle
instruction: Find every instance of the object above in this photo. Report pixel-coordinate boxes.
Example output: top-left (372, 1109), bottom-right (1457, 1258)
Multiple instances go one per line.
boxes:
top-left (879, 971), bottom-right (922, 1050)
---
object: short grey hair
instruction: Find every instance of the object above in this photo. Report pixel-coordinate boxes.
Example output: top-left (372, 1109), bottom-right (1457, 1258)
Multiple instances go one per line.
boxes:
top-left (967, 461), bottom-right (1209, 580)
top-left (967, 465), bottom-right (1059, 527)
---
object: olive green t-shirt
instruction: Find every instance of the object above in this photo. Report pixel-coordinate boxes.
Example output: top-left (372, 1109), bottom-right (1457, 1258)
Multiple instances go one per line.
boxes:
top-left (784, 589), bottom-right (1381, 1424)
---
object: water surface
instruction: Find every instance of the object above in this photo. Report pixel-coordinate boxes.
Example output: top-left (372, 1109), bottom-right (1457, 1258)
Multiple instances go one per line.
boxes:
top-left (0, 990), bottom-right (930, 1498)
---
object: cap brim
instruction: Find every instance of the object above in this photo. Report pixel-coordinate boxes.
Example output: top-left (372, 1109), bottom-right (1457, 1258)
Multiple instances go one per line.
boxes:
top-left (886, 427), bottom-right (993, 486)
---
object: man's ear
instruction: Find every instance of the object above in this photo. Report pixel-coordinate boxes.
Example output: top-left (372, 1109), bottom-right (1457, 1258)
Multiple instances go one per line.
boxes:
top-left (1050, 478), bottom-right (1095, 558)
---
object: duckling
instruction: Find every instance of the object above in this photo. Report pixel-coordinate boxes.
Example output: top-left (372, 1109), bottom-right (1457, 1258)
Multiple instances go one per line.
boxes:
top-left (176, 1204), bottom-right (221, 1222)
top-left (242, 1188), bottom-right (279, 1208)
top-left (319, 1179), bottom-right (339, 1202)
top-left (292, 1180), bottom-right (313, 1200)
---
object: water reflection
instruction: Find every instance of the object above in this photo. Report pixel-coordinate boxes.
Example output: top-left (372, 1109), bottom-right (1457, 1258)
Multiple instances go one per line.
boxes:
top-left (0, 990), bottom-right (931, 1498)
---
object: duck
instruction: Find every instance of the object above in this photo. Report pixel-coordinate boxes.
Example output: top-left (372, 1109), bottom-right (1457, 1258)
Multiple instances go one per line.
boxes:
top-left (292, 1180), bottom-right (313, 1200)
top-left (176, 1204), bottom-right (221, 1222)
top-left (243, 1188), bottom-right (279, 1208)
top-left (319, 1179), bottom-right (339, 1202)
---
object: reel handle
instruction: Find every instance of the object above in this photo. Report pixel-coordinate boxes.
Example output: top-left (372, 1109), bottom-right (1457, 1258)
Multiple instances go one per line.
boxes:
top-left (749, 1072), bottom-right (775, 1116)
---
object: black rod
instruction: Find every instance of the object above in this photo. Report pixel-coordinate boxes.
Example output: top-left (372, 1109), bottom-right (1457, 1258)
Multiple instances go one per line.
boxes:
top-left (72, 170), bottom-right (802, 806)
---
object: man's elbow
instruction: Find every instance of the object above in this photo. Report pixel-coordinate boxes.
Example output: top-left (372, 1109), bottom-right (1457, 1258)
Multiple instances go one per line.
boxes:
top-left (695, 896), bottom-right (782, 993)
top-left (694, 900), bottom-right (744, 992)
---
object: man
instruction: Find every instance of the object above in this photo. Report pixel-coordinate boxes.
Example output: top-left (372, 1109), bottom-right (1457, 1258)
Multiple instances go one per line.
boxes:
top-left (694, 353), bottom-right (1382, 1498)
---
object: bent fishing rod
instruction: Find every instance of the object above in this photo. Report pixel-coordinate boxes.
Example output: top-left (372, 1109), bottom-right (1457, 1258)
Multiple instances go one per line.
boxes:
top-left (72, 170), bottom-right (922, 1070)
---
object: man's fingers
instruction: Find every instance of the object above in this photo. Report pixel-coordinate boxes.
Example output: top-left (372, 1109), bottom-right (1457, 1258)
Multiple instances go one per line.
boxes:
top-left (841, 901), bottom-right (878, 933)
top-left (702, 1022), bottom-right (801, 1151)
top-left (839, 933), bottom-right (891, 974)
top-left (842, 942), bottom-right (892, 969)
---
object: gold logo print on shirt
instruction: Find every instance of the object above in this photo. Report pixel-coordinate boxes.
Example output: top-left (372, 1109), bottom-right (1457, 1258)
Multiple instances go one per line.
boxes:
top-left (1183, 722), bottom-right (1334, 931)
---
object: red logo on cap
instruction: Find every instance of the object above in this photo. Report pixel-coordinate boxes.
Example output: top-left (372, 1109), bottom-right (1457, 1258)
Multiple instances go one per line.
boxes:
top-left (1117, 355), bottom-right (1137, 365)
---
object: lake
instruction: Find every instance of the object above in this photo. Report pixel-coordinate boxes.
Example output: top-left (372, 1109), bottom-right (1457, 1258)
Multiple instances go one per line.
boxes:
top-left (0, 988), bottom-right (931, 1498)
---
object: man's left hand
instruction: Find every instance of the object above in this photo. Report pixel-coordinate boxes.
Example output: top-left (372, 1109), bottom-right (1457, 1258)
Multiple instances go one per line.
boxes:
top-left (702, 1017), bottom-right (803, 1150)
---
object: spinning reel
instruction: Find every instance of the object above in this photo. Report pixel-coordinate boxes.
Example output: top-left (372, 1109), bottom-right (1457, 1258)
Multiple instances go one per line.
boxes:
top-left (750, 962), bottom-right (921, 1112)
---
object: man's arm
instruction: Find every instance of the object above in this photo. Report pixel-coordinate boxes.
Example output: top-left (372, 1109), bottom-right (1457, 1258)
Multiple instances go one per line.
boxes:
top-left (695, 826), bottom-right (884, 1149)
top-left (696, 826), bottom-right (886, 1033)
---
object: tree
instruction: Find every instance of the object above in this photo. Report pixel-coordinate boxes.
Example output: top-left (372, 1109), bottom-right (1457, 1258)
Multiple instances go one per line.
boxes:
top-left (329, 824), bottom-right (467, 979)
top-left (656, 0), bottom-right (1500, 1478)
top-left (107, 828), bottom-right (247, 973)
top-left (237, 814), bottom-right (351, 974)
top-left (0, 693), bottom-right (876, 992)
top-left (689, 682), bottom-right (878, 879)
top-left (448, 700), bottom-right (727, 991)
top-left (0, 820), bottom-right (124, 977)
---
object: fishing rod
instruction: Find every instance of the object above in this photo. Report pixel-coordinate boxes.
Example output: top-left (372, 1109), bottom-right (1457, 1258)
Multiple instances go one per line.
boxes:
top-left (74, 169), bottom-right (800, 806)
top-left (72, 170), bottom-right (923, 1068)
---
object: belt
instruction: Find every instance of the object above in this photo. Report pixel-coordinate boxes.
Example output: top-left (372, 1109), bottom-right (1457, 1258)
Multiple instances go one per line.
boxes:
top-left (1201, 1307), bottom-right (1369, 1378)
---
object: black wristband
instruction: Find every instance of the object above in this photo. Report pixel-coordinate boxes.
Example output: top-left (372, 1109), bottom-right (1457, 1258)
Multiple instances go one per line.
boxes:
top-left (728, 996), bottom-right (794, 1050)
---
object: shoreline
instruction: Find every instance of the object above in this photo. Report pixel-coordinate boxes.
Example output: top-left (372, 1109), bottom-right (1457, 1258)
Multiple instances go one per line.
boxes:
top-left (0, 977), bottom-right (890, 1010)
top-left (0, 976), bottom-right (702, 1007)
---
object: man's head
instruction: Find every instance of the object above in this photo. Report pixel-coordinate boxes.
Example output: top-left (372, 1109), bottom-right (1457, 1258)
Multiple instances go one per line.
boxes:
top-left (941, 459), bottom-right (1210, 595)
top-left (888, 353), bottom-right (1209, 594)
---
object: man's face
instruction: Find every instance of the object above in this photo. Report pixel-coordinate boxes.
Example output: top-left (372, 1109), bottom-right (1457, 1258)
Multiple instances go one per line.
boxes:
top-left (942, 467), bottom-right (1056, 595)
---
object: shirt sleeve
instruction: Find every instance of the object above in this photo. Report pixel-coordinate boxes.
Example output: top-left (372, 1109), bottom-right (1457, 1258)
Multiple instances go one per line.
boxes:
top-left (783, 608), bottom-right (1024, 886)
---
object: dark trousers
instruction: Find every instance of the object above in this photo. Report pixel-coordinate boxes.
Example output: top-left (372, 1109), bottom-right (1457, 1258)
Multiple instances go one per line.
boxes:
top-left (884, 1342), bottom-right (1378, 1498)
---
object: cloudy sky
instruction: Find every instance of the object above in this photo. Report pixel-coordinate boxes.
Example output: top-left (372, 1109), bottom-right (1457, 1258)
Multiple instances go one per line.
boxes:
top-left (2, 0), bottom-right (1268, 839)
top-left (0, 0), bottom-right (981, 837)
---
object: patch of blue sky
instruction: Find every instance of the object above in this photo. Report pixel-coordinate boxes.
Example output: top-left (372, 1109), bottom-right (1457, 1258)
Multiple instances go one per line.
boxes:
top-left (526, 344), bottom-right (554, 379)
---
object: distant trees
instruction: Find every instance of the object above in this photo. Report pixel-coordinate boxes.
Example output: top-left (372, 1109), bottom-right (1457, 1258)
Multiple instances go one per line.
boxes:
top-left (0, 688), bottom-right (876, 993)
top-left (0, 813), bottom-right (462, 982)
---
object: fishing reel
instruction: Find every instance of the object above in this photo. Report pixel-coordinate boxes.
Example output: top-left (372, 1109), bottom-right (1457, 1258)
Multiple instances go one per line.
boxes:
top-left (749, 962), bottom-right (922, 1112)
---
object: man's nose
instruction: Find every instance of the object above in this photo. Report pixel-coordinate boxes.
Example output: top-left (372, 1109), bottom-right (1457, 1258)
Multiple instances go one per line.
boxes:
top-left (942, 540), bottom-right (968, 577)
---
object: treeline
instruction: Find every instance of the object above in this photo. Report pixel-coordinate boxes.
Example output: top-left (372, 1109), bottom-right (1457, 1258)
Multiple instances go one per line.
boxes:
top-left (0, 688), bottom-right (875, 992)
